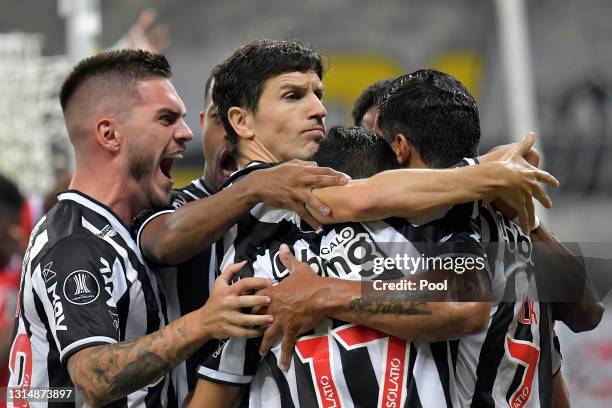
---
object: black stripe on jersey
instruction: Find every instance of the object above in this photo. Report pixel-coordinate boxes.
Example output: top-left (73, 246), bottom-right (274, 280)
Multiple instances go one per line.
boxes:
top-left (470, 302), bottom-right (515, 408)
top-left (293, 355), bottom-right (319, 408)
top-left (449, 339), bottom-right (459, 372)
top-left (404, 343), bottom-right (423, 408)
top-left (262, 353), bottom-right (296, 408)
top-left (336, 338), bottom-right (379, 407)
top-left (34, 287), bottom-right (71, 408)
top-left (537, 304), bottom-right (552, 408)
top-left (221, 162), bottom-right (275, 189)
top-left (431, 342), bottom-right (454, 407)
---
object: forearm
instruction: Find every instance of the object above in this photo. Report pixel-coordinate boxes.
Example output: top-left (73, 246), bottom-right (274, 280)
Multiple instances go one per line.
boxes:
top-left (316, 278), bottom-right (490, 342)
top-left (311, 163), bottom-right (507, 223)
top-left (188, 379), bottom-right (243, 408)
top-left (143, 179), bottom-right (258, 265)
top-left (67, 310), bottom-right (209, 407)
top-left (532, 225), bottom-right (604, 332)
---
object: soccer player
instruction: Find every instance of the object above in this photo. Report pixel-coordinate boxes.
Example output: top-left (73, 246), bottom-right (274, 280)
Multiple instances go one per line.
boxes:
top-left (351, 79), bottom-right (392, 129)
top-left (132, 74), bottom-right (350, 405)
top-left (7, 50), bottom-right (275, 408)
top-left (186, 39), bottom-right (558, 407)
top-left (193, 125), bottom-right (494, 407)
top-left (374, 69), bottom-right (603, 407)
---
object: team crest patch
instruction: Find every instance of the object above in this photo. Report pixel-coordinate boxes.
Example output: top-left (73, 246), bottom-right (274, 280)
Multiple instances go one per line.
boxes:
top-left (63, 270), bottom-right (100, 305)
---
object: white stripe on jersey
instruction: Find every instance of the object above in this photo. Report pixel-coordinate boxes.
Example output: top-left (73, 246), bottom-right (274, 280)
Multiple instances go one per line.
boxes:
top-left (413, 343), bottom-right (454, 408)
top-left (135, 209), bottom-right (174, 251)
top-left (197, 366), bottom-right (252, 384)
top-left (192, 178), bottom-right (214, 195)
top-left (59, 191), bottom-right (145, 264)
top-left (61, 336), bottom-right (119, 361)
top-left (82, 217), bottom-right (138, 284)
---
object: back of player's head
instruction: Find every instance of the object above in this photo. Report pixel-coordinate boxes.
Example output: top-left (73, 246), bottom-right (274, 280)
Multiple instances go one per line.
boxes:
top-left (212, 39), bottom-right (325, 152)
top-left (312, 126), bottom-right (400, 179)
top-left (377, 69), bottom-right (480, 168)
top-left (352, 79), bottom-right (393, 126)
top-left (60, 49), bottom-right (172, 112)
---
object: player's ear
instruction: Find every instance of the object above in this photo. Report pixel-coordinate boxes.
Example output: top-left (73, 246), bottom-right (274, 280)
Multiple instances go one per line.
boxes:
top-left (227, 106), bottom-right (255, 141)
top-left (391, 133), bottom-right (411, 167)
top-left (399, 135), bottom-right (427, 169)
top-left (94, 117), bottom-right (121, 153)
top-left (199, 111), bottom-right (205, 127)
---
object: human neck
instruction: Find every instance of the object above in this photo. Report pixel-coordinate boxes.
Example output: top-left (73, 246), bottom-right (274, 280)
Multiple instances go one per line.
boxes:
top-left (236, 142), bottom-right (280, 169)
top-left (70, 162), bottom-right (145, 225)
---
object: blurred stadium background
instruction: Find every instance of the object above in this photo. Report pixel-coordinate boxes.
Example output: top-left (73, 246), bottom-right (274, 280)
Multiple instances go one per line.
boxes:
top-left (1, 1), bottom-right (610, 405)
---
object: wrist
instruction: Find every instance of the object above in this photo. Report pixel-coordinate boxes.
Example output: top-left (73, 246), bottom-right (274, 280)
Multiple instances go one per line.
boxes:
top-left (237, 173), bottom-right (262, 207)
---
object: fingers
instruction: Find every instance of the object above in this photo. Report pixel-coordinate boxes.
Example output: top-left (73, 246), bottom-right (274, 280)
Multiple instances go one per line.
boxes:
top-left (518, 132), bottom-right (536, 155)
top-left (230, 276), bottom-right (273, 295)
top-left (300, 190), bottom-right (331, 217)
top-left (534, 169), bottom-right (560, 188)
top-left (230, 312), bottom-right (274, 328)
top-left (530, 183), bottom-right (553, 209)
top-left (303, 173), bottom-right (350, 188)
top-left (234, 295), bottom-right (272, 309)
top-left (278, 244), bottom-right (297, 274)
top-left (279, 332), bottom-right (297, 372)
top-left (260, 322), bottom-right (281, 356)
top-left (217, 261), bottom-right (247, 286)
top-left (299, 210), bottom-right (323, 231)
top-left (136, 9), bottom-right (157, 30)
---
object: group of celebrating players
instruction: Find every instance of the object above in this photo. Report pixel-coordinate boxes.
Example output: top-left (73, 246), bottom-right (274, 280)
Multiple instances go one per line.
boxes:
top-left (6, 38), bottom-right (604, 407)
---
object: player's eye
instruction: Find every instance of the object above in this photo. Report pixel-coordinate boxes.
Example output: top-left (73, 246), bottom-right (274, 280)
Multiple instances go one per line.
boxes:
top-left (284, 92), bottom-right (300, 101)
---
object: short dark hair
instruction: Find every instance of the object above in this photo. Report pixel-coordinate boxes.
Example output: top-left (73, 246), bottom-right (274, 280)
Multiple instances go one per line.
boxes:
top-left (203, 73), bottom-right (214, 108)
top-left (212, 39), bottom-right (325, 153)
top-left (0, 174), bottom-right (24, 218)
top-left (352, 79), bottom-right (393, 126)
top-left (312, 126), bottom-right (400, 179)
top-left (377, 69), bottom-right (480, 168)
top-left (60, 49), bottom-right (172, 111)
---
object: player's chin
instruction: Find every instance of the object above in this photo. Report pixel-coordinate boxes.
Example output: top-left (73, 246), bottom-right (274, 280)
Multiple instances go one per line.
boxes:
top-left (150, 181), bottom-right (173, 207)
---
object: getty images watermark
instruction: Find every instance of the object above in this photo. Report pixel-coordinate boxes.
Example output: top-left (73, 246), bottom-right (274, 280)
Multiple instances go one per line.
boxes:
top-left (370, 254), bottom-right (486, 292)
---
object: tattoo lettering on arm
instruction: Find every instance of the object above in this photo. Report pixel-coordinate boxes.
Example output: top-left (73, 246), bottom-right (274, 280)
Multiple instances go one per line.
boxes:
top-left (348, 296), bottom-right (432, 317)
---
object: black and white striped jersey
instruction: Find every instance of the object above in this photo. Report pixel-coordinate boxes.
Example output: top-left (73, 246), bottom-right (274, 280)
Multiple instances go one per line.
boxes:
top-left (8, 190), bottom-right (172, 408)
top-left (132, 178), bottom-right (219, 405)
top-left (455, 204), bottom-right (557, 408)
top-left (198, 163), bottom-right (487, 408)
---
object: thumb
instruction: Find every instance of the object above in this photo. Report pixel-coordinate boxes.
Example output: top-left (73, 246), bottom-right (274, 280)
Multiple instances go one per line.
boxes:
top-left (278, 244), bottom-right (297, 273)
top-left (518, 131), bottom-right (536, 154)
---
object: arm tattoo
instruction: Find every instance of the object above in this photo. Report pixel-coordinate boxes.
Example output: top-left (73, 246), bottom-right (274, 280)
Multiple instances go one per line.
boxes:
top-left (67, 317), bottom-right (199, 406)
top-left (348, 296), bottom-right (432, 316)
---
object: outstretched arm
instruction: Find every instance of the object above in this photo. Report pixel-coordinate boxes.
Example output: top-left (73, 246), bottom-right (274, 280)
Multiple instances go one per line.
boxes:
top-left (67, 263), bottom-right (273, 407)
top-left (310, 133), bottom-right (558, 234)
top-left (141, 160), bottom-right (348, 265)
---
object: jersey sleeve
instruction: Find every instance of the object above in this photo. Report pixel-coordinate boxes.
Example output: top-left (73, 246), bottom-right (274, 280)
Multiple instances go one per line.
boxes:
top-left (32, 234), bottom-right (121, 362)
top-left (196, 337), bottom-right (261, 385)
top-left (131, 189), bottom-right (194, 259)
